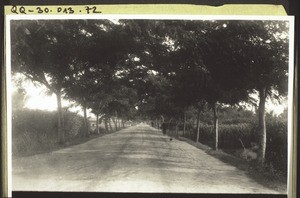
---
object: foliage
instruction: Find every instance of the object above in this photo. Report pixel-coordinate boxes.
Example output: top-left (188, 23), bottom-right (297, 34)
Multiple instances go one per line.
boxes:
top-left (265, 113), bottom-right (288, 174)
top-left (12, 109), bottom-right (84, 156)
top-left (187, 123), bottom-right (253, 149)
top-left (182, 111), bottom-right (287, 174)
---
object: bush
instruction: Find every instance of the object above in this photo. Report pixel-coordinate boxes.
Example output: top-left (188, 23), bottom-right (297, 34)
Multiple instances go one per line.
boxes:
top-left (12, 109), bottom-right (84, 156)
top-left (265, 115), bottom-right (287, 175)
top-left (64, 111), bottom-right (85, 139)
top-left (188, 114), bottom-right (287, 174)
top-left (194, 123), bottom-right (254, 149)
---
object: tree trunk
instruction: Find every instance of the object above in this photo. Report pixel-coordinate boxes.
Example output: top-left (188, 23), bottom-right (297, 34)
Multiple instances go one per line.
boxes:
top-left (118, 119), bottom-right (122, 129)
top-left (108, 118), bottom-right (113, 131)
top-left (104, 116), bottom-right (109, 133)
top-left (115, 111), bottom-right (118, 131)
top-left (168, 118), bottom-right (173, 137)
top-left (160, 115), bottom-right (164, 129)
top-left (213, 103), bottom-right (219, 150)
top-left (83, 98), bottom-right (89, 137)
top-left (161, 115), bottom-right (165, 123)
top-left (183, 111), bottom-right (186, 137)
top-left (99, 115), bottom-right (104, 125)
top-left (96, 113), bottom-right (99, 134)
top-left (188, 124), bottom-right (192, 139)
top-left (196, 107), bottom-right (201, 143)
top-left (112, 117), bottom-right (117, 131)
top-left (56, 91), bottom-right (65, 144)
top-left (176, 123), bottom-right (180, 138)
top-left (257, 88), bottom-right (267, 165)
top-left (122, 120), bottom-right (125, 128)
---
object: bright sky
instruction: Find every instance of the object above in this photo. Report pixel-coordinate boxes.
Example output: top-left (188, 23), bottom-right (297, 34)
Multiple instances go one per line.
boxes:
top-left (12, 77), bottom-right (94, 118)
top-left (12, 73), bottom-right (287, 117)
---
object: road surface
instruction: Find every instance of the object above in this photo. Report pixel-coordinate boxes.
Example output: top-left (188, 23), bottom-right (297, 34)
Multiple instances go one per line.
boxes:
top-left (12, 123), bottom-right (278, 193)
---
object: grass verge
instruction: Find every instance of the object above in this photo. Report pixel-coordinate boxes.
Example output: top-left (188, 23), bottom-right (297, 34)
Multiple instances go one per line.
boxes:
top-left (13, 128), bottom-right (126, 158)
top-left (177, 136), bottom-right (287, 194)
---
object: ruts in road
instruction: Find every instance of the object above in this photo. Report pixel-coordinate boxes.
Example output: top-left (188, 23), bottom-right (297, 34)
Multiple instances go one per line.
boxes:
top-left (12, 123), bottom-right (278, 193)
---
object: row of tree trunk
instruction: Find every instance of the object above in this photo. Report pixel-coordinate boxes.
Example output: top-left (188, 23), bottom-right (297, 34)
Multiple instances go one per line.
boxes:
top-left (56, 90), bottom-right (127, 144)
top-left (94, 113), bottom-right (126, 134)
top-left (155, 91), bottom-right (267, 165)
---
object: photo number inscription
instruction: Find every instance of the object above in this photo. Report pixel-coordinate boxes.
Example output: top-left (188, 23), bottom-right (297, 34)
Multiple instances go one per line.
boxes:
top-left (10, 5), bottom-right (102, 14)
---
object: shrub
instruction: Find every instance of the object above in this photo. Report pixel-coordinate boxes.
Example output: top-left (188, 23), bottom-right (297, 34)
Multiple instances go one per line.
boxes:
top-left (12, 109), bottom-right (84, 156)
top-left (64, 111), bottom-right (85, 139)
top-left (194, 123), bottom-right (254, 149)
top-left (188, 113), bottom-right (287, 174)
top-left (12, 109), bottom-right (57, 156)
top-left (265, 115), bottom-right (287, 175)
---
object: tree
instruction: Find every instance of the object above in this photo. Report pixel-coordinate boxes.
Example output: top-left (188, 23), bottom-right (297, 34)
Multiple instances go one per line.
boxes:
top-left (11, 20), bottom-right (83, 144)
top-left (89, 91), bottom-right (114, 133)
top-left (200, 20), bottom-right (289, 159)
top-left (11, 20), bottom-right (134, 142)
top-left (155, 20), bottom-right (251, 149)
top-left (99, 81), bottom-right (138, 131)
top-left (237, 21), bottom-right (289, 164)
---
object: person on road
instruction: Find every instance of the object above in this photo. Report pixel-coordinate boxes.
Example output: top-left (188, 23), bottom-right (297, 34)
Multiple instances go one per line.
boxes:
top-left (162, 122), bottom-right (172, 141)
top-left (161, 122), bottom-right (167, 135)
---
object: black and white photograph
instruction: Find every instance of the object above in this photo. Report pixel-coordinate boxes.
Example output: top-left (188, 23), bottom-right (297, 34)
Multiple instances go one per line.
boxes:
top-left (6, 15), bottom-right (294, 195)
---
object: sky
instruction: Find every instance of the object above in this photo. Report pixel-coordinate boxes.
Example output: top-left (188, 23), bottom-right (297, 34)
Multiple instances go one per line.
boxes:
top-left (12, 76), bottom-right (287, 117)
top-left (12, 78), bottom-right (93, 118)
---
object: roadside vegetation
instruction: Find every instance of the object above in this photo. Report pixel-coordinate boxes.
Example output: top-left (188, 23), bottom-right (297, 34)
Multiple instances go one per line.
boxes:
top-left (12, 108), bottom-right (133, 157)
top-left (12, 88), bottom-right (133, 157)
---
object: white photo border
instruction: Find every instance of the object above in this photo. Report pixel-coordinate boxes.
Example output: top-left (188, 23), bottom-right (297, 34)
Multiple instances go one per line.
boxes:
top-left (5, 14), bottom-right (295, 197)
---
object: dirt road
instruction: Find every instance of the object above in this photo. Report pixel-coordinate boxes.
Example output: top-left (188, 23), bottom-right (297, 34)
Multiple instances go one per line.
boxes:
top-left (12, 123), bottom-right (278, 193)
